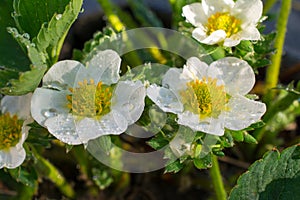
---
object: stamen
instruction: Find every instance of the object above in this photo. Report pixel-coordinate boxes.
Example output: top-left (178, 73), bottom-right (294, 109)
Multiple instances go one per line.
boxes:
top-left (67, 79), bottom-right (113, 118)
top-left (0, 113), bottom-right (22, 150)
top-left (206, 12), bottom-right (241, 37)
top-left (181, 78), bottom-right (229, 119)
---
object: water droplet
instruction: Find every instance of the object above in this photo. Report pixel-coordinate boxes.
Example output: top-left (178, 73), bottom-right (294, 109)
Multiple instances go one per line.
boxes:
top-left (46, 81), bottom-right (67, 90)
top-left (42, 108), bottom-right (58, 118)
top-left (7, 27), bottom-right (17, 34)
top-left (123, 103), bottom-right (135, 111)
top-left (83, 142), bottom-right (88, 149)
top-left (80, 8), bottom-right (85, 13)
top-left (11, 11), bottom-right (20, 18)
top-left (22, 33), bottom-right (30, 40)
top-left (55, 14), bottom-right (62, 20)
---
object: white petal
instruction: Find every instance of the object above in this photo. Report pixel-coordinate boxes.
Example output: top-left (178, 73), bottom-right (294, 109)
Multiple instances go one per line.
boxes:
top-left (202, 0), bottom-right (235, 16)
top-left (0, 146), bottom-right (26, 169)
top-left (85, 50), bottom-right (121, 85)
top-left (191, 27), bottom-right (207, 41)
top-left (210, 57), bottom-right (255, 95)
top-left (1, 93), bottom-right (32, 119)
top-left (224, 95), bottom-right (266, 130)
top-left (182, 3), bottom-right (208, 27)
top-left (76, 110), bottom-right (128, 142)
top-left (239, 26), bottom-right (261, 40)
top-left (223, 37), bottom-right (242, 47)
top-left (147, 85), bottom-right (183, 114)
top-left (178, 111), bottom-right (225, 136)
top-left (43, 60), bottom-right (84, 90)
top-left (234, 0), bottom-right (263, 24)
top-left (111, 81), bottom-right (145, 125)
top-left (31, 88), bottom-right (69, 126)
top-left (182, 57), bottom-right (209, 80)
top-left (170, 126), bottom-right (194, 157)
top-left (162, 68), bottom-right (186, 92)
top-left (193, 30), bottom-right (227, 45)
top-left (44, 114), bottom-right (82, 145)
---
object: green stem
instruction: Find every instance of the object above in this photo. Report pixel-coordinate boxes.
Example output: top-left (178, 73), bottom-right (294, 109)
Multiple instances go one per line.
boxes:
top-left (31, 146), bottom-right (75, 198)
top-left (264, 0), bottom-right (292, 103)
top-left (209, 155), bottom-right (227, 200)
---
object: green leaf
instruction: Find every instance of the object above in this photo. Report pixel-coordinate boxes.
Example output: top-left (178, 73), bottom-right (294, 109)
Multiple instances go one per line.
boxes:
top-left (9, 166), bottom-right (38, 188)
top-left (229, 145), bottom-right (300, 200)
top-left (0, 0), bottom-right (30, 70)
top-left (1, 27), bottom-right (47, 95)
top-left (92, 168), bottom-right (114, 190)
top-left (164, 160), bottom-right (184, 173)
top-left (27, 122), bottom-right (53, 147)
top-left (13, 0), bottom-right (70, 38)
top-left (193, 153), bottom-right (212, 169)
top-left (243, 132), bottom-right (258, 144)
top-left (147, 135), bottom-right (169, 150)
top-left (33, 0), bottom-right (83, 65)
top-left (88, 135), bottom-right (112, 155)
top-left (229, 130), bottom-right (244, 142)
top-left (1, 0), bottom-right (83, 94)
top-left (220, 131), bottom-right (234, 148)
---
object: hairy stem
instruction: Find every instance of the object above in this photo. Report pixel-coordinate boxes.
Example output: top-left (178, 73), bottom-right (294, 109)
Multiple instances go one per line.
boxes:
top-left (264, 0), bottom-right (292, 103)
top-left (31, 146), bottom-right (75, 198)
top-left (209, 155), bottom-right (227, 200)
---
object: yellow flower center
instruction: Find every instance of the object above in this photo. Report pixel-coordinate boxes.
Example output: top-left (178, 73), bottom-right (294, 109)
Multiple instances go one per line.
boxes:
top-left (67, 79), bottom-right (113, 118)
top-left (181, 78), bottom-right (229, 119)
top-left (0, 113), bottom-right (23, 150)
top-left (206, 12), bottom-right (241, 37)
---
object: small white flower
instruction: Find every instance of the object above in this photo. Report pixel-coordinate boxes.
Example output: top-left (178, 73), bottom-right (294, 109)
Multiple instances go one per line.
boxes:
top-left (31, 50), bottom-right (146, 145)
top-left (182, 0), bottom-right (263, 47)
top-left (0, 93), bottom-right (32, 169)
top-left (147, 57), bottom-right (266, 136)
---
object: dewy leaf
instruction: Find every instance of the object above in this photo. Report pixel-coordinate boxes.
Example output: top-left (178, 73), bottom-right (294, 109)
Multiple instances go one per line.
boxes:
top-left (9, 166), bottom-right (38, 188)
top-left (1, 27), bottom-right (47, 95)
top-left (33, 0), bottom-right (83, 65)
top-left (1, 0), bottom-right (83, 95)
top-left (229, 145), bottom-right (300, 200)
top-left (0, 0), bottom-right (30, 80)
top-left (164, 160), bottom-right (184, 173)
top-left (12, 0), bottom-right (70, 38)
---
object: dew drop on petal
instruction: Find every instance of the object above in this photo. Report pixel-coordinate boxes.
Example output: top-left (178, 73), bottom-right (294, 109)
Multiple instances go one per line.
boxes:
top-left (42, 108), bottom-right (58, 118)
top-left (83, 142), bottom-right (88, 149)
top-left (123, 103), bottom-right (135, 111)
